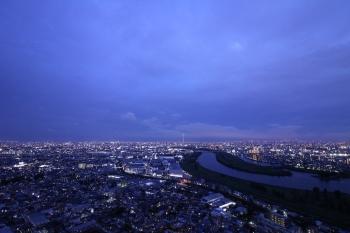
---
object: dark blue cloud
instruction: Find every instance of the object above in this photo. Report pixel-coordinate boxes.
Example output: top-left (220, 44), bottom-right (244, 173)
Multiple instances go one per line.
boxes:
top-left (1, 0), bottom-right (350, 141)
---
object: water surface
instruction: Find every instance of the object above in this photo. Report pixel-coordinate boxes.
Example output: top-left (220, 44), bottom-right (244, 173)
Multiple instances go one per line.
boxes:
top-left (197, 151), bottom-right (350, 194)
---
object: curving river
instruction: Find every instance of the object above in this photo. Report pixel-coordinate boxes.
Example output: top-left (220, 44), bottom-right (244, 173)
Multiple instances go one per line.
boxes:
top-left (197, 151), bottom-right (350, 194)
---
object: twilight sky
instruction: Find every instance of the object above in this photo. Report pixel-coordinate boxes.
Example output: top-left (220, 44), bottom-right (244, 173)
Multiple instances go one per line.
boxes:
top-left (1, 0), bottom-right (350, 141)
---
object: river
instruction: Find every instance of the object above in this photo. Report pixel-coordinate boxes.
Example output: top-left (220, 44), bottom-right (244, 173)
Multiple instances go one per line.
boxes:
top-left (197, 151), bottom-right (350, 194)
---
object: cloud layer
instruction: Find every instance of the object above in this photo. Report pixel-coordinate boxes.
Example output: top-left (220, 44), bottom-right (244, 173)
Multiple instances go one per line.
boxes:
top-left (1, 0), bottom-right (350, 141)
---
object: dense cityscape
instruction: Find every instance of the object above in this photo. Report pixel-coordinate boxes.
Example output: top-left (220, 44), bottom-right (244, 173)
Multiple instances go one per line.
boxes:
top-left (2, 0), bottom-right (350, 232)
top-left (1, 141), bottom-right (350, 232)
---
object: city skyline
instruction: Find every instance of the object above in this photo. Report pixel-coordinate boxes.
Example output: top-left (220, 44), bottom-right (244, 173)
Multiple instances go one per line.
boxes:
top-left (1, 0), bottom-right (350, 141)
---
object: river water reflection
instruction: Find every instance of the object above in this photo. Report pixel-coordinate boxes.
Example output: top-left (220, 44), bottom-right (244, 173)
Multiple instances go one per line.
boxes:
top-left (197, 151), bottom-right (350, 194)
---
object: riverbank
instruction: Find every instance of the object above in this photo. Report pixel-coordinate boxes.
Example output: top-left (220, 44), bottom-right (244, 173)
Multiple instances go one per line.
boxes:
top-left (216, 152), bottom-right (292, 176)
top-left (287, 166), bottom-right (350, 180)
top-left (181, 151), bottom-right (350, 229)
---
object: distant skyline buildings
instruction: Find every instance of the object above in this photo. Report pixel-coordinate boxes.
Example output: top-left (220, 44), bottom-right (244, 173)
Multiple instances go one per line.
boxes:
top-left (1, 1), bottom-right (350, 141)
